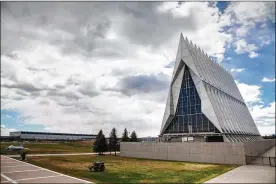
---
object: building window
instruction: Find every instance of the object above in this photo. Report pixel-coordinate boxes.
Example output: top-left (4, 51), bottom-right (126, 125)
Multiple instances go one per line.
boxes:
top-left (164, 67), bottom-right (219, 134)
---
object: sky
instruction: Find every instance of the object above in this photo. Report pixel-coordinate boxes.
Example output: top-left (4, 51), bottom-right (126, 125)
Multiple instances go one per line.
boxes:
top-left (1, 2), bottom-right (275, 137)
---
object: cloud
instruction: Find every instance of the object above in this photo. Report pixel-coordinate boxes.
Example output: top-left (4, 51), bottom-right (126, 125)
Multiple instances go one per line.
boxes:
top-left (1, 2), bottom-right (274, 137)
top-left (230, 68), bottom-right (245, 73)
top-left (117, 73), bottom-right (170, 95)
top-left (224, 2), bottom-right (275, 58)
top-left (236, 80), bottom-right (275, 135)
top-left (225, 57), bottom-right (232, 61)
top-left (225, 2), bottom-right (275, 37)
top-left (1, 124), bottom-right (17, 136)
top-left (234, 39), bottom-right (259, 58)
top-left (250, 102), bottom-right (275, 128)
top-left (262, 77), bottom-right (275, 82)
top-left (156, 2), bottom-right (233, 62)
top-left (236, 81), bottom-right (262, 104)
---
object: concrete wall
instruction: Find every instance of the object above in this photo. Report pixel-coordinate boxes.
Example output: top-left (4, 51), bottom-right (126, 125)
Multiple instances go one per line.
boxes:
top-left (120, 140), bottom-right (275, 165)
top-left (243, 139), bottom-right (275, 156)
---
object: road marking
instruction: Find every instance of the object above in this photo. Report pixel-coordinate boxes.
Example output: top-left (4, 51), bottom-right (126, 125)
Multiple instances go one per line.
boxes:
top-left (1, 156), bottom-right (93, 183)
top-left (1, 173), bottom-right (17, 184)
top-left (2, 169), bottom-right (44, 174)
top-left (14, 174), bottom-right (63, 181)
top-left (2, 165), bottom-right (30, 168)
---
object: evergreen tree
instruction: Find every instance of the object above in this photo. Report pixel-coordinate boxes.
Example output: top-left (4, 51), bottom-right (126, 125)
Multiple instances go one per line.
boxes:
top-left (98, 134), bottom-right (108, 155)
top-left (109, 128), bottom-right (119, 156)
top-left (130, 131), bottom-right (138, 142)
top-left (121, 128), bottom-right (129, 142)
top-left (93, 130), bottom-right (107, 155)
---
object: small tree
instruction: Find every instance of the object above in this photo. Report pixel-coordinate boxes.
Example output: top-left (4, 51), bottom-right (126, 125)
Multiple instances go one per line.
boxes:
top-left (19, 149), bottom-right (28, 161)
top-left (130, 131), bottom-right (138, 142)
top-left (121, 128), bottom-right (129, 142)
top-left (93, 130), bottom-right (104, 154)
top-left (109, 128), bottom-right (119, 156)
top-left (98, 134), bottom-right (108, 155)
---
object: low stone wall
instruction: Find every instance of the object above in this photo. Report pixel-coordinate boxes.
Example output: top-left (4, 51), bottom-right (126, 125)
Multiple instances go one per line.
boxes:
top-left (120, 139), bottom-right (275, 165)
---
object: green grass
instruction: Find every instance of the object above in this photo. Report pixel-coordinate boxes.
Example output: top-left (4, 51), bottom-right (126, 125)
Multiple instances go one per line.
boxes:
top-left (0, 141), bottom-right (94, 155)
top-left (26, 155), bottom-right (236, 183)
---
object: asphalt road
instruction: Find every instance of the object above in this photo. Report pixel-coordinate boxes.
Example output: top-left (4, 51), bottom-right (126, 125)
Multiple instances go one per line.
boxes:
top-left (1, 155), bottom-right (93, 183)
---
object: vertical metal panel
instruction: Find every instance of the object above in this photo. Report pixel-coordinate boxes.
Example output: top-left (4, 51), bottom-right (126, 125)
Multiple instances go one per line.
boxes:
top-left (226, 95), bottom-right (237, 133)
top-left (182, 37), bottom-right (200, 77)
top-left (238, 102), bottom-right (247, 134)
top-left (220, 92), bottom-right (234, 133)
top-left (160, 90), bottom-right (173, 132)
top-left (171, 65), bottom-right (185, 113)
top-left (204, 83), bottom-right (225, 132)
top-left (215, 89), bottom-right (229, 132)
top-left (195, 47), bottom-right (204, 79)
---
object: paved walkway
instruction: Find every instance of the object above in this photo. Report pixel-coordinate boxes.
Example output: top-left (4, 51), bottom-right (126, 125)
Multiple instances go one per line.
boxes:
top-left (5, 152), bottom-right (120, 158)
top-left (250, 146), bottom-right (275, 165)
top-left (205, 146), bottom-right (276, 183)
top-left (1, 155), bottom-right (93, 183)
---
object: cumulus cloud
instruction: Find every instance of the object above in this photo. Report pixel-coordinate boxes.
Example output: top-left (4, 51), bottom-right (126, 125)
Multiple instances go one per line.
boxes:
top-left (230, 68), bottom-right (245, 73)
top-left (262, 77), bottom-right (275, 82)
top-left (224, 2), bottom-right (275, 58)
top-left (1, 124), bottom-right (17, 136)
top-left (234, 39), bottom-right (259, 58)
top-left (236, 80), bottom-right (275, 135)
top-left (250, 102), bottom-right (275, 127)
top-left (1, 2), bottom-right (274, 136)
top-left (236, 81), bottom-right (262, 104)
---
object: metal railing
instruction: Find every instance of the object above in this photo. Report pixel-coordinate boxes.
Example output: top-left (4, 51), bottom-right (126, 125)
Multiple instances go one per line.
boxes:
top-left (246, 156), bottom-right (275, 167)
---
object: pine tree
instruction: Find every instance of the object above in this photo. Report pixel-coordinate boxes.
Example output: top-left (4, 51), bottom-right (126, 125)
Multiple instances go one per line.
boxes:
top-left (121, 128), bottom-right (129, 142)
top-left (93, 130), bottom-right (104, 154)
top-left (109, 128), bottom-right (119, 156)
top-left (98, 134), bottom-right (108, 155)
top-left (130, 131), bottom-right (138, 142)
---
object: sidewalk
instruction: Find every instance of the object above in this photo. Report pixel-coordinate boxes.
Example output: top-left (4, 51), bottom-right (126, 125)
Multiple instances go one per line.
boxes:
top-left (205, 146), bottom-right (275, 183)
top-left (5, 152), bottom-right (120, 157)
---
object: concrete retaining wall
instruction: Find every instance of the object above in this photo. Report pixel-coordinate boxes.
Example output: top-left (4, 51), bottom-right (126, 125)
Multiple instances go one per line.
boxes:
top-left (120, 140), bottom-right (275, 165)
top-left (243, 139), bottom-right (275, 156)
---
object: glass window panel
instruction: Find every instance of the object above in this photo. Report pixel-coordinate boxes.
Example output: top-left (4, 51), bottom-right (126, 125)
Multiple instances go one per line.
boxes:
top-left (164, 67), bottom-right (219, 134)
top-left (191, 115), bottom-right (197, 132)
top-left (179, 116), bottom-right (183, 125)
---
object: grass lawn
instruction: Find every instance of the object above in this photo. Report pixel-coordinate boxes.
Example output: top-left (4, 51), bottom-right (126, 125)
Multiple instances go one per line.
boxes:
top-left (26, 155), bottom-right (236, 183)
top-left (0, 141), bottom-right (94, 155)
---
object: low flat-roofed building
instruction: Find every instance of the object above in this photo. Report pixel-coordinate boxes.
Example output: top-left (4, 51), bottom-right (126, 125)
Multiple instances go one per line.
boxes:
top-left (9, 131), bottom-right (96, 141)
